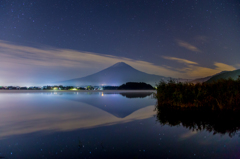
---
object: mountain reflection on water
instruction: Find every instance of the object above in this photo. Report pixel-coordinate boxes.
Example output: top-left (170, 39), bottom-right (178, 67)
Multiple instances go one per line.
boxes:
top-left (1, 92), bottom-right (240, 159)
top-left (0, 92), bottom-right (156, 139)
top-left (155, 105), bottom-right (240, 137)
top-left (119, 92), bottom-right (153, 98)
top-left (66, 92), bottom-right (155, 118)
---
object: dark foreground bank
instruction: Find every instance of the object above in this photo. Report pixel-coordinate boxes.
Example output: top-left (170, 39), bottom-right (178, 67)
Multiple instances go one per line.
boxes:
top-left (156, 78), bottom-right (240, 110)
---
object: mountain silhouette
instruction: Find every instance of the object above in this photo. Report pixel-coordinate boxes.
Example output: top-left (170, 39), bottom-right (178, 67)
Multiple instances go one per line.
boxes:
top-left (58, 62), bottom-right (169, 86)
top-left (206, 69), bottom-right (240, 83)
top-left (190, 71), bottom-right (229, 83)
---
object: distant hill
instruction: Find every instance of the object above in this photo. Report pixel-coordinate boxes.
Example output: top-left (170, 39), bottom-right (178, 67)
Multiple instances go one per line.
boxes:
top-left (58, 62), bottom-right (170, 86)
top-left (118, 82), bottom-right (154, 90)
top-left (206, 69), bottom-right (240, 83)
top-left (190, 76), bottom-right (213, 84)
top-left (191, 71), bottom-right (229, 84)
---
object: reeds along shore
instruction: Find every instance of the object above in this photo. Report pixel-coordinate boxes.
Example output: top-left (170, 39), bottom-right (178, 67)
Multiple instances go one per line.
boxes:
top-left (155, 105), bottom-right (240, 137)
top-left (156, 78), bottom-right (240, 110)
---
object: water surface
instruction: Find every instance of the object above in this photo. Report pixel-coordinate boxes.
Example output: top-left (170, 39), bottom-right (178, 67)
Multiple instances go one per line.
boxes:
top-left (0, 92), bottom-right (239, 159)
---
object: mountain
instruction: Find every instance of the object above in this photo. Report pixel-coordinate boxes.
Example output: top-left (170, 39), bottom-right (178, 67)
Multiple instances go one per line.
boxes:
top-left (206, 69), bottom-right (240, 83)
top-left (190, 76), bottom-right (213, 84)
top-left (58, 62), bottom-right (170, 86)
top-left (191, 71), bottom-right (229, 84)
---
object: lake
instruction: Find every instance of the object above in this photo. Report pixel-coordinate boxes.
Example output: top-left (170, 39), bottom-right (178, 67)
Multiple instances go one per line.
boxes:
top-left (0, 91), bottom-right (239, 159)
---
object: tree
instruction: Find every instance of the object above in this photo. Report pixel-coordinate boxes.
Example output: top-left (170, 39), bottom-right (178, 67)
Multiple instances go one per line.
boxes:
top-left (87, 85), bottom-right (94, 90)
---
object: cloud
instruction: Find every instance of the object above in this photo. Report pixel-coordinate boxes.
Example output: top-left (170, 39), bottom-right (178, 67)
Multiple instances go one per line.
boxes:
top-left (179, 131), bottom-right (198, 140)
top-left (161, 56), bottom-right (236, 78)
top-left (0, 40), bottom-right (180, 85)
top-left (0, 40), bottom-right (237, 85)
top-left (162, 56), bottom-right (198, 65)
top-left (214, 62), bottom-right (236, 71)
top-left (183, 62), bottom-right (236, 78)
top-left (176, 40), bottom-right (201, 52)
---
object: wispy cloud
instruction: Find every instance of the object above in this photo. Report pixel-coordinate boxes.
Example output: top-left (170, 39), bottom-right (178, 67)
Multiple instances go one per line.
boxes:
top-left (176, 39), bottom-right (201, 52)
top-left (179, 63), bottom-right (235, 78)
top-left (162, 56), bottom-right (198, 65)
top-left (0, 40), bottom-right (179, 85)
top-left (0, 40), bottom-right (237, 85)
top-left (161, 56), bottom-right (236, 78)
top-left (214, 62), bottom-right (236, 71)
top-left (179, 131), bottom-right (198, 140)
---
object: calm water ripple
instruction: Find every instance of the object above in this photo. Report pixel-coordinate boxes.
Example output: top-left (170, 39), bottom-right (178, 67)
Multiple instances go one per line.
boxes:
top-left (0, 92), bottom-right (239, 159)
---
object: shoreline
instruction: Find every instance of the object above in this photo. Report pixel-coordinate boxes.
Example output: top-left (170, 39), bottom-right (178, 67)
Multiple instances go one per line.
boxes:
top-left (0, 90), bottom-right (157, 93)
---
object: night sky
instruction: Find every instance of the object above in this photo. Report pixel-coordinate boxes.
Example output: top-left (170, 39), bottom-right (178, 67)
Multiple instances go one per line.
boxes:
top-left (0, 0), bottom-right (240, 86)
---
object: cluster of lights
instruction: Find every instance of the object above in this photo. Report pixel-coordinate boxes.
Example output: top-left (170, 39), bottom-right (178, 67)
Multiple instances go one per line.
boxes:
top-left (0, 85), bottom-right (106, 91)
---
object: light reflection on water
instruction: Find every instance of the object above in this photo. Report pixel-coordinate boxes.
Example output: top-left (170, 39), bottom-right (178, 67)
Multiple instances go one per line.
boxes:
top-left (0, 92), bottom-right (239, 159)
top-left (0, 92), bottom-right (155, 139)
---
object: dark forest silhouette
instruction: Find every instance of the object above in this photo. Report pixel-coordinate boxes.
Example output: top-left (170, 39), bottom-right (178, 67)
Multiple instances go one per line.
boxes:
top-left (103, 82), bottom-right (155, 90)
